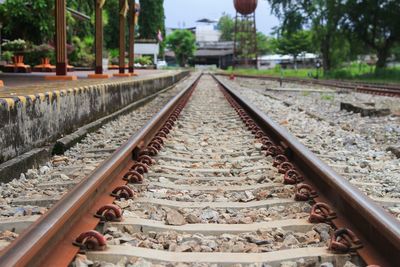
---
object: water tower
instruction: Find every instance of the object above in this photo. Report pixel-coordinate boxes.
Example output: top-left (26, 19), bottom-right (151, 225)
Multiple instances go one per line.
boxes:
top-left (233, 0), bottom-right (258, 68)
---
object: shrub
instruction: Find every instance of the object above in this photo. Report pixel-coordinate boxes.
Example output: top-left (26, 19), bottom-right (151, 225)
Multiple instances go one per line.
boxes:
top-left (2, 39), bottom-right (28, 53)
top-left (26, 44), bottom-right (55, 65)
top-left (2, 51), bottom-right (13, 63)
top-left (135, 56), bottom-right (152, 66)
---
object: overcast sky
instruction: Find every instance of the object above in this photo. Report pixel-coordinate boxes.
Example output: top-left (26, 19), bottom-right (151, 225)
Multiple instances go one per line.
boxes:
top-left (164, 0), bottom-right (280, 36)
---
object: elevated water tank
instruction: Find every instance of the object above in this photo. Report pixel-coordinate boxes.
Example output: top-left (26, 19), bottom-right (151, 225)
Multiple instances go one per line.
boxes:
top-left (233, 0), bottom-right (258, 15)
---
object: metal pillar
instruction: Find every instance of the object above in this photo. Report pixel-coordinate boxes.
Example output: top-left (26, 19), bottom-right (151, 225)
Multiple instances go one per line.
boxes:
top-left (113, 0), bottom-right (130, 77)
top-left (55, 0), bottom-right (67, 76)
top-left (119, 0), bottom-right (126, 74)
top-left (233, 11), bottom-right (258, 69)
top-left (46, 0), bottom-right (76, 80)
top-left (89, 0), bottom-right (110, 78)
top-left (128, 0), bottom-right (137, 75)
top-left (95, 0), bottom-right (103, 74)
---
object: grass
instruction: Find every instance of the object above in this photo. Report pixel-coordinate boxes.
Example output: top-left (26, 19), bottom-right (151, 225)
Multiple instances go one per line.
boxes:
top-left (227, 63), bottom-right (400, 84)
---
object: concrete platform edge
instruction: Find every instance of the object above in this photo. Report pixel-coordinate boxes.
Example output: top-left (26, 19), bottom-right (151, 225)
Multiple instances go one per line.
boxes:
top-left (52, 83), bottom-right (177, 155)
top-left (0, 72), bottom-right (190, 182)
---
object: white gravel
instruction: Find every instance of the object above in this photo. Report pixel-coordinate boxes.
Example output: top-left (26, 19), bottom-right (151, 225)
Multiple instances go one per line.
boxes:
top-left (222, 76), bottom-right (400, 218)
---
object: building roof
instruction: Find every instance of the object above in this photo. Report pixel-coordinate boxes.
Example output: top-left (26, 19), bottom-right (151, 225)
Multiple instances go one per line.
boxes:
top-left (259, 53), bottom-right (318, 61)
top-left (196, 18), bottom-right (218, 24)
top-left (195, 49), bottom-right (233, 57)
top-left (197, 41), bottom-right (234, 50)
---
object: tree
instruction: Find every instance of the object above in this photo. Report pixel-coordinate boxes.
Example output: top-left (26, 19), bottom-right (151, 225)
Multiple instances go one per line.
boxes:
top-left (104, 0), bottom-right (121, 49)
top-left (218, 13), bottom-right (234, 41)
top-left (275, 30), bottom-right (312, 69)
top-left (166, 30), bottom-right (196, 67)
top-left (0, 0), bottom-right (54, 44)
top-left (268, 0), bottom-right (344, 72)
top-left (138, 0), bottom-right (165, 40)
top-left (217, 14), bottom-right (274, 56)
top-left (343, 0), bottom-right (400, 71)
top-left (257, 32), bottom-right (274, 55)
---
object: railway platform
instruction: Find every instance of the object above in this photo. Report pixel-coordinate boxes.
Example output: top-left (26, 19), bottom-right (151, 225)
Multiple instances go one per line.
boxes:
top-left (0, 70), bottom-right (189, 180)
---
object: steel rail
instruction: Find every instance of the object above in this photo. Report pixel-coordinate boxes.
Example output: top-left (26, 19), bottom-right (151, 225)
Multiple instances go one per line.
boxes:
top-left (213, 74), bottom-right (400, 267)
top-left (0, 73), bottom-right (202, 267)
top-left (218, 73), bottom-right (400, 97)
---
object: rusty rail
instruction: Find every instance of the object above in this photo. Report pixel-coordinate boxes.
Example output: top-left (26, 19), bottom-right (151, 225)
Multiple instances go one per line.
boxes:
top-left (218, 73), bottom-right (400, 97)
top-left (213, 74), bottom-right (400, 266)
top-left (0, 73), bottom-right (201, 267)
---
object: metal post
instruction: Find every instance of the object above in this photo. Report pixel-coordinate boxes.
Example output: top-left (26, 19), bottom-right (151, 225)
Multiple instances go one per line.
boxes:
top-left (89, 0), bottom-right (110, 78)
top-left (113, 0), bottom-right (130, 77)
top-left (233, 12), bottom-right (238, 69)
top-left (253, 12), bottom-right (258, 69)
top-left (128, 0), bottom-right (137, 75)
top-left (55, 0), bottom-right (67, 76)
top-left (95, 0), bottom-right (103, 74)
top-left (119, 0), bottom-right (126, 74)
top-left (45, 0), bottom-right (76, 80)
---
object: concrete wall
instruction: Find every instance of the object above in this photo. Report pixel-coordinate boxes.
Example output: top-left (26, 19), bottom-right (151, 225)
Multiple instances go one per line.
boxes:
top-left (0, 71), bottom-right (188, 163)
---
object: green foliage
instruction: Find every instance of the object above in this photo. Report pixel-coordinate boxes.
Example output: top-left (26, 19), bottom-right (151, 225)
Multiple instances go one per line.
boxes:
top-left (69, 36), bottom-right (95, 67)
top-left (275, 30), bottom-right (313, 67)
top-left (320, 93), bottom-right (334, 101)
top-left (104, 0), bottom-right (121, 49)
top-left (138, 0), bottom-right (165, 39)
top-left (228, 64), bottom-right (400, 83)
top-left (135, 56), bottom-right (152, 65)
top-left (0, 0), bottom-right (54, 44)
top-left (24, 44), bottom-right (55, 66)
top-left (344, 0), bottom-right (400, 71)
top-left (138, 0), bottom-right (165, 56)
top-left (166, 30), bottom-right (196, 67)
top-left (218, 13), bottom-right (234, 41)
top-left (268, 0), bottom-right (344, 71)
top-left (1, 51), bottom-right (13, 63)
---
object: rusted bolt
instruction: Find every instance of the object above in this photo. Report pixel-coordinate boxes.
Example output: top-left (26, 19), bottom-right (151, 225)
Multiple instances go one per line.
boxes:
top-left (149, 140), bottom-right (162, 151)
top-left (131, 162), bottom-right (148, 174)
top-left (251, 126), bottom-right (260, 134)
top-left (309, 202), bottom-right (337, 223)
top-left (247, 123), bottom-right (256, 131)
top-left (123, 170), bottom-right (144, 183)
top-left (95, 204), bottom-right (122, 222)
top-left (278, 162), bottom-right (294, 174)
top-left (295, 184), bottom-right (318, 201)
top-left (139, 146), bottom-right (158, 157)
top-left (138, 155), bottom-right (155, 166)
top-left (264, 145), bottom-right (280, 157)
top-left (273, 154), bottom-right (289, 167)
top-left (169, 115), bottom-right (178, 121)
top-left (329, 228), bottom-right (363, 253)
top-left (284, 169), bottom-right (303, 184)
top-left (152, 136), bottom-right (164, 145)
top-left (73, 230), bottom-right (107, 251)
top-left (156, 132), bottom-right (167, 139)
top-left (164, 121), bottom-right (173, 130)
top-left (160, 127), bottom-right (170, 135)
top-left (260, 137), bottom-right (271, 143)
top-left (167, 119), bottom-right (175, 126)
top-left (255, 131), bottom-right (265, 139)
top-left (111, 185), bottom-right (135, 199)
top-left (245, 119), bottom-right (253, 126)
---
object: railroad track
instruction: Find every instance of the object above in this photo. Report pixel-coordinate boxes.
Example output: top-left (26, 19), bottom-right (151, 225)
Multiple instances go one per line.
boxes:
top-left (221, 73), bottom-right (400, 98)
top-left (0, 74), bottom-right (399, 266)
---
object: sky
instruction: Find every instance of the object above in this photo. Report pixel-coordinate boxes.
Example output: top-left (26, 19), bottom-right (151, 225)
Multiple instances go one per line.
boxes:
top-left (164, 0), bottom-right (280, 36)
